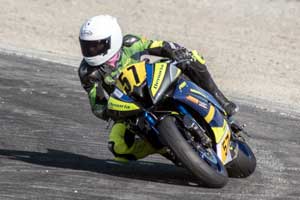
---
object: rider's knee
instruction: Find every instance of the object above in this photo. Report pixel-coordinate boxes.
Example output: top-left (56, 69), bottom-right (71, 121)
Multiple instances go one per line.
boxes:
top-left (108, 124), bottom-right (137, 160)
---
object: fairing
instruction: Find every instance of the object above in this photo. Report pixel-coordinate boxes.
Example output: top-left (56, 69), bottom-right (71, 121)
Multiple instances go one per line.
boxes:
top-left (107, 88), bottom-right (142, 118)
top-left (173, 79), bottom-right (232, 164)
top-left (146, 62), bottom-right (181, 104)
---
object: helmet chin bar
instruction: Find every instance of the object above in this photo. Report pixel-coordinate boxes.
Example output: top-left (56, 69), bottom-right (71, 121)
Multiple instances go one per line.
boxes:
top-left (84, 55), bottom-right (103, 67)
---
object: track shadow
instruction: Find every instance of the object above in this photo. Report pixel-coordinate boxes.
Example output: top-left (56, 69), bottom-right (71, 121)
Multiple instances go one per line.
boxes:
top-left (0, 149), bottom-right (201, 187)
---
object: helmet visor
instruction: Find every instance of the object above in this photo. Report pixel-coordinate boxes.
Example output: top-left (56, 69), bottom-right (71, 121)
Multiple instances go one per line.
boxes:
top-left (80, 37), bottom-right (111, 57)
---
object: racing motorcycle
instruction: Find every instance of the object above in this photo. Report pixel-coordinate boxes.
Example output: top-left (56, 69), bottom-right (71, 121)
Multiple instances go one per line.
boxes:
top-left (106, 55), bottom-right (256, 188)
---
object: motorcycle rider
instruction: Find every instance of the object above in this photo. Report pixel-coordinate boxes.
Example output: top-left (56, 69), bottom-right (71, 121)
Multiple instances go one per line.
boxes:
top-left (78, 15), bottom-right (238, 162)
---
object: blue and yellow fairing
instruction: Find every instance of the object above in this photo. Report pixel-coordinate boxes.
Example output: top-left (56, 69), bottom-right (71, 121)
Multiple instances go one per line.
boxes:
top-left (107, 61), bottom-right (181, 118)
top-left (146, 62), bottom-right (181, 104)
top-left (107, 88), bottom-right (142, 118)
top-left (173, 79), bottom-right (232, 164)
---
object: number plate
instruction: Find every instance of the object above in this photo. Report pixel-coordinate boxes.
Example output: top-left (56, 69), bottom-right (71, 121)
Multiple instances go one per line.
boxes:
top-left (116, 62), bottom-right (146, 93)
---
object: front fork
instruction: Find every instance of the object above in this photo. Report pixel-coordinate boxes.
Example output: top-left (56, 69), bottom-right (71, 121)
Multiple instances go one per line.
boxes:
top-left (177, 105), bottom-right (213, 148)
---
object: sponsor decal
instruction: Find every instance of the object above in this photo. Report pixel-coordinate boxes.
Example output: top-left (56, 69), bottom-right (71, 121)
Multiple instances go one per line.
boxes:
top-left (151, 63), bottom-right (167, 97)
top-left (153, 66), bottom-right (164, 89)
top-left (198, 101), bottom-right (208, 109)
top-left (108, 102), bottom-right (131, 110)
top-left (108, 97), bottom-right (139, 111)
top-left (112, 89), bottom-right (123, 98)
top-left (81, 29), bottom-right (93, 36)
top-left (186, 95), bottom-right (208, 109)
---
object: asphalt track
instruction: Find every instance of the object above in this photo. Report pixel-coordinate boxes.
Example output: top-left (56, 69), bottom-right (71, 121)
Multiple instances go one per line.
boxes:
top-left (0, 53), bottom-right (299, 200)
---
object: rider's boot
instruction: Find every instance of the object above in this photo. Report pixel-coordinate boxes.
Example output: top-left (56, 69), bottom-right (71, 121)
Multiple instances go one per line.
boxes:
top-left (213, 88), bottom-right (239, 117)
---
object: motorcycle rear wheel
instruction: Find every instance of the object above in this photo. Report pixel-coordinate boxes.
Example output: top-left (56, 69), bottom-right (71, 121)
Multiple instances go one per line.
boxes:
top-left (226, 139), bottom-right (256, 178)
top-left (158, 116), bottom-right (228, 188)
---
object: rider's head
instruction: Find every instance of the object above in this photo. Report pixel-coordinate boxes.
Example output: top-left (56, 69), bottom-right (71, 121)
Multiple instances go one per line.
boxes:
top-left (79, 15), bottom-right (122, 70)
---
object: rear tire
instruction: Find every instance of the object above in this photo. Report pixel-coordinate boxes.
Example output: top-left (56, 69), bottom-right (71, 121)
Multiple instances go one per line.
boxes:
top-left (158, 116), bottom-right (228, 188)
top-left (226, 140), bottom-right (256, 178)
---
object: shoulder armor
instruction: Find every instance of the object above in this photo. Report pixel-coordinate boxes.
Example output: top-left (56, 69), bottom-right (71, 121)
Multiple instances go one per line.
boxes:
top-left (123, 34), bottom-right (140, 47)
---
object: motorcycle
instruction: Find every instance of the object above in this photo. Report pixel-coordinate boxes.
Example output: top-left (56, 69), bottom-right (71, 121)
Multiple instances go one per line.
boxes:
top-left (106, 56), bottom-right (256, 188)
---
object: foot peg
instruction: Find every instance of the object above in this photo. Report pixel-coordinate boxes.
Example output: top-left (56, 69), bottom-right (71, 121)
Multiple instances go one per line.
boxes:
top-left (230, 121), bottom-right (245, 133)
top-left (229, 118), bottom-right (251, 138)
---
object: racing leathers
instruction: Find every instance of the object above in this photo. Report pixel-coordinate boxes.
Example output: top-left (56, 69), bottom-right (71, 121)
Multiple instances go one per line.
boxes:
top-left (78, 34), bottom-right (237, 162)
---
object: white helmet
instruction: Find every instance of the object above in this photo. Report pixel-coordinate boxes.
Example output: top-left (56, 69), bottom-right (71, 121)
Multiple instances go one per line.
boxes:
top-left (79, 15), bottom-right (123, 66)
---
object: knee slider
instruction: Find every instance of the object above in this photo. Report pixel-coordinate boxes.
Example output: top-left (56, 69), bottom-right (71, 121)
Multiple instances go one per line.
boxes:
top-left (108, 141), bottom-right (116, 155)
top-left (108, 141), bottom-right (126, 155)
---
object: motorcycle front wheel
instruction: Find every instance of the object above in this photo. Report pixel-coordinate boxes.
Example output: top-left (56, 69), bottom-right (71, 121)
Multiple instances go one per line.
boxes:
top-left (158, 116), bottom-right (228, 188)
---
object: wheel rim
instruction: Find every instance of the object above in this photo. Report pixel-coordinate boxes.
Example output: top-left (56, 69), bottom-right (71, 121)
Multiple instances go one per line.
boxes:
top-left (198, 148), bottom-right (225, 173)
top-left (174, 116), bottom-right (226, 175)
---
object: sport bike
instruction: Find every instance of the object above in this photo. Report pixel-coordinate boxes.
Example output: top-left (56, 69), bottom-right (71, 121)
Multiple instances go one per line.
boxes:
top-left (106, 58), bottom-right (256, 188)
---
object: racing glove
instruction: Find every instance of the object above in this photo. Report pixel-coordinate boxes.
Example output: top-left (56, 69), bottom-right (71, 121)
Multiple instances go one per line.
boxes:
top-left (170, 47), bottom-right (192, 62)
top-left (170, 48), bottom-right (193, 71)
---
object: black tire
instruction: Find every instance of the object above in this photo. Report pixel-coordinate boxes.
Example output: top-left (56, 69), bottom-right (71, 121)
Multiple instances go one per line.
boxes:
top-left (226, 140), bottom-right (256, 178)
top-left (158, 116), bottom-right (228, 188)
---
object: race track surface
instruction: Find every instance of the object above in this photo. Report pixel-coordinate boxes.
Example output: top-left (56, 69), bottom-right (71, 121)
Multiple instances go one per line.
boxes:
top-left (0, 54), bottom-right (299, 200)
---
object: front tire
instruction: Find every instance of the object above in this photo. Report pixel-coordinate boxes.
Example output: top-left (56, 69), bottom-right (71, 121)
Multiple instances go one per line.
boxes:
top-left (158, 116), bottom-right (228, 188)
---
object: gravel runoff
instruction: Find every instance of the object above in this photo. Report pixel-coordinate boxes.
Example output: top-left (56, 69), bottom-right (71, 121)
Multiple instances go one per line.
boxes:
top-left (0, 0), bottom-right (299, 116)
